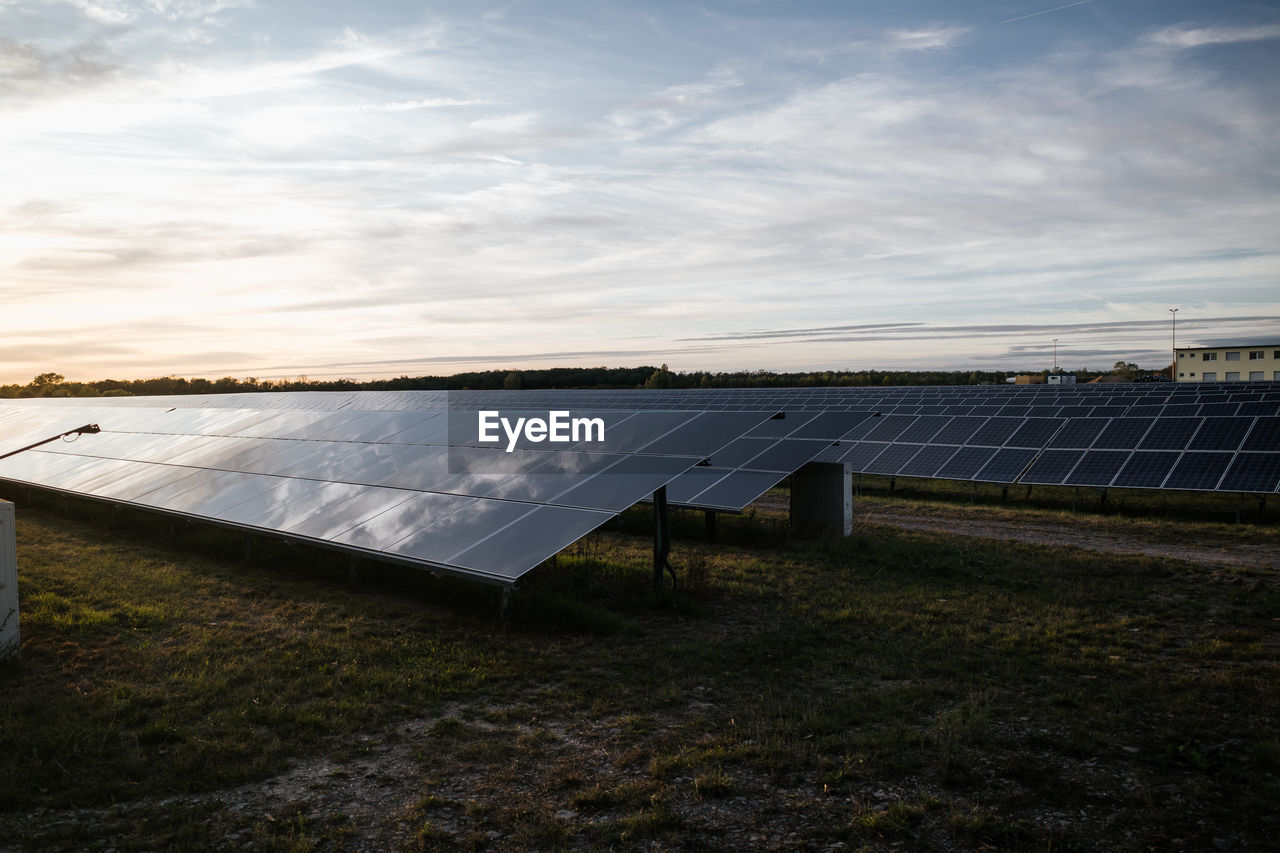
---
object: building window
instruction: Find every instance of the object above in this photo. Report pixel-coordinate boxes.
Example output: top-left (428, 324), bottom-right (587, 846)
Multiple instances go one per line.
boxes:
top-left (1226, 372), bottom-right (1240, 381)
top-left (1190, 372), bottom-right (1196, 377)
top-left (1250, 371), bottom-right (1263, 381)
top-left (1249, 351), bottom-right (1264, 360)
top-left (1204, 352), bottom-right (1218, 361)
top-left (1178, 373), bottom-right (1185, 378)
top-left (1226, 351), bottom-right (1240, 361)
top-left (1203, 372), bottom-right (1217, 381)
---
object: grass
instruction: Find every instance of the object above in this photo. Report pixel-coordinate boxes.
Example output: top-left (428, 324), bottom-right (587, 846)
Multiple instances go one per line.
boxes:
top-left (1, 484), bottom-right (1277, 850)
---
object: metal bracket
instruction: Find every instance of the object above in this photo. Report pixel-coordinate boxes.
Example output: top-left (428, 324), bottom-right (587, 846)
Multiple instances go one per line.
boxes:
top-left (0, 423), bottom-right (100, 461)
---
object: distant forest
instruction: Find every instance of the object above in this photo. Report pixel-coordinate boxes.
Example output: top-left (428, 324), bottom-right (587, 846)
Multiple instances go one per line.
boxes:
top-left (2, 363), bottom-right (1140, 398)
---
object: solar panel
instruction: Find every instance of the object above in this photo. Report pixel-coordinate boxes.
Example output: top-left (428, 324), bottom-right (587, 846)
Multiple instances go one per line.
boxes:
top-left (1242, 417), bottom-right (1280, 452)
top-left (6, 380), bottom-right (1280, 576)
top-left (864, 443), bottom-right (923, 475)
top-left (1217, 453), bottom-right (1280, 493)
top-left (1189, 417), bottom-right (1253, 451)
top-left (1092, 418), bottom-right (1154, 450)
top-left (0, 400), bottom-right (781, 586)
top-left (936, 446), bottom-right (998, 480)
top-left (1020, 449), bottom-right (1084, 485)
top-left (966, 417), bottom-right (1024, 447)
top-left (897, 444), bottom-right (961, 478)
top-left (1064, 450), bottom-right (1130, 487)
top-left (974, 448), bottom-right (1037, 483)
top-left (1112, 451), bottom-right (1180, 489)
top-left (1049, 418), bottom-right (1109, 449)
top-left (1164, 452), bottom-right (1234, 491)
top-left (1138, 417), bottom-right (1201, 450)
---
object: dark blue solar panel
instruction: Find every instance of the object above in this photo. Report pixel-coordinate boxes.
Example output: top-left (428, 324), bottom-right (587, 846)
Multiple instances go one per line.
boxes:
top-left (1064, 450), bottom-right (1130, 486)
top-left (841, 442), bottom-right (891, 470)
top-left (1242, 417), bottom-right (1280, 452)
top-left (1006, 418), bottom-right (1064, 448)
top-left (834, 417), bottom-right (881, 441)
top-left (936, 446), bottom-right (998, 480)
top-left (895, 415), bottom-right (951, 443)
top-left (931, 416), bottom-right (987, 445)
top-left (865, 443), bottom-right (923, 475)
top-left (1200, 402), bottom-right (1240, 417)
top-left (1238, 401), bottom-right (1280, 417)
top-left (1050, 418), bottom-right (1108, 449)
top-left (1189, 417), bottom-right (1253, 451)
top-left (1113, 452), bottom-right (1180, 489)
top-left (1162, 403), bottom-right (1200, 417)
top-left (967, 418), bottom-right (1024, 447)
top-left (862, 415), bottom-right (918, 442)
top-left (1138, 417), bottom-right (1201, 450)
top-left (975, 448), bottom-right (1036, 483)
top-left (1092, 418), bottom-right (1154, 450)
top-left (1164, 452), bottom-right (1233, 491)
top-left (1020, 449), bottom-right (1084, 485)
top-left (897, 444), bottom-right (960, 478)
top-left (1218, 453), bottom-right (1280, 493)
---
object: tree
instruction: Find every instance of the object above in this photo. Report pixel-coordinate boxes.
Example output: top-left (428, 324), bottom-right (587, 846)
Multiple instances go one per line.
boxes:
top-left (30, 372), bottom-right (64, 395)
top-left (1111, 361), bottom-right (1142, 381)
top-left (644, 364), bottom-right (674, 389)
top-left (503, 371), bottom-right (523, 390)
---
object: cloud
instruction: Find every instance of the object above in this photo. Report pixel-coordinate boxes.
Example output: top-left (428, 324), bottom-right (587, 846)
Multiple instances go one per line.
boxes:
top-left (884, 26), bottom-right (970, 51)
top-left (682, 317), bottom-right (1280, 346)
top-left (1145, 24), bottom-right (1280, 49)
top-left (0, 36), bottom-right (122, 99)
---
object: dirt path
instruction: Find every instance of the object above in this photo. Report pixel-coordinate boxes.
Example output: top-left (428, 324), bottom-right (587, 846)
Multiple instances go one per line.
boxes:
top-left (853, 504), bottom-right (1280, 571)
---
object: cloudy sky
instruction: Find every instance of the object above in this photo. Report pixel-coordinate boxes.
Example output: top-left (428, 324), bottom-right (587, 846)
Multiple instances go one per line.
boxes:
top-left (3, 0), bottom-right (1278, 384)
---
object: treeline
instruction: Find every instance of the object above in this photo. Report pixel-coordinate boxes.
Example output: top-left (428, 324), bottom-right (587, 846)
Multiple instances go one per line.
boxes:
top-left (2, 364), bottom-right (1119, 399)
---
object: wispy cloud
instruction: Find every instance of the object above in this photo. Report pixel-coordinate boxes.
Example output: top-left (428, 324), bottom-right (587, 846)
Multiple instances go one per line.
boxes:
top-left (1145, 24), bottom-right (1280, 49)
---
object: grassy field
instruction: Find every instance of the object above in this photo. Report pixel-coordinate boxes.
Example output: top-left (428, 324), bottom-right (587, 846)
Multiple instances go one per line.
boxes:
top-left (1, 486), bottom-right (1277, 851)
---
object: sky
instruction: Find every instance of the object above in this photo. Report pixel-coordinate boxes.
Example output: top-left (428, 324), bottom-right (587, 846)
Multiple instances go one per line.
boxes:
top-left (3, 0), bottom-right (1279, 385)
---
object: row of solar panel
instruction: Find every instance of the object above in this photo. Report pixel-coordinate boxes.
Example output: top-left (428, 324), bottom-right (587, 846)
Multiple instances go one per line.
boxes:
top-left (841, 442), bottom-right (1280, 492)
top-left (0, 403), bottom-right (878, 585)
top-left (837, 414), bottom-right (1278, 452)
top-left (0, 451), bottom-right (614, 583)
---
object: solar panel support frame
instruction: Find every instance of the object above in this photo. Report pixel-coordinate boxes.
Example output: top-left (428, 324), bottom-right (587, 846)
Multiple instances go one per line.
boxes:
top-left (653, 485), bottom-right (674, 592)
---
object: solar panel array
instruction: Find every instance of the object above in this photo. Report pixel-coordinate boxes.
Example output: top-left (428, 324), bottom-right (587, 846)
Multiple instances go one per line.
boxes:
top-left (3, 382), bottom-right (1279, 587)
top-left (0, 401), bottom-right (778, 585)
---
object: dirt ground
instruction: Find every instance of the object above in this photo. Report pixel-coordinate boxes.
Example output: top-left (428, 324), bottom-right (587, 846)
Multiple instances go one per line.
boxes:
top-left (852, 503), bottom-right (1280, 572)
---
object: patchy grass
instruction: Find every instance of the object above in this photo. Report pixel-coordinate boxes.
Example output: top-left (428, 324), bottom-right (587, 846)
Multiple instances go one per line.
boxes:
top-left (1, 493), bottom-right (1277, 851)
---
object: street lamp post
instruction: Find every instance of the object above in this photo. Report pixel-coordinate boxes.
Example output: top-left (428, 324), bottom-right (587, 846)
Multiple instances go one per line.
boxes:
top-left (1169, 308), bottom-right (1179, 380)
top-left (1052, 338), bottom-right (1058, 374)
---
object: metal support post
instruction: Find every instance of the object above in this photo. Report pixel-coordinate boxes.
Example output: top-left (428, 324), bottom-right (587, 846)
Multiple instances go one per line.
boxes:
top-left (653, 486), bottom-right (674, 591)
top-left (704, 510), bottom-right (717, 542)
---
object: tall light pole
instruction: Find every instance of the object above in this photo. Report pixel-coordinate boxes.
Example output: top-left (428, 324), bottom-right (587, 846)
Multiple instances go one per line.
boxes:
top-left (1052, 338), bottom-right (1058, 374)
top-left (1169, 308), bottom-right (1178, 380)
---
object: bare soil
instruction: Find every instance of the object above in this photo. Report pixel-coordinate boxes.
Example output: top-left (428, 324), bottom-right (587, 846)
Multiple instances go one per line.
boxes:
top-left (853, 503), bottom-right (1280, 571)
